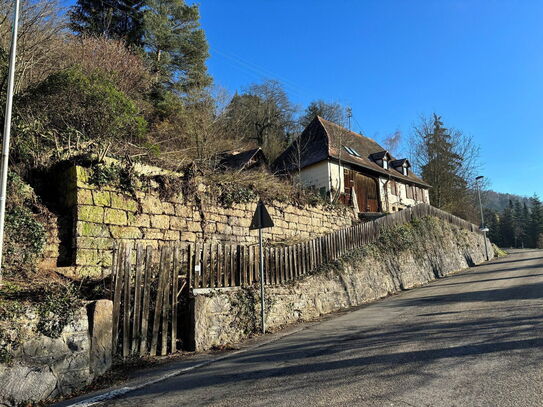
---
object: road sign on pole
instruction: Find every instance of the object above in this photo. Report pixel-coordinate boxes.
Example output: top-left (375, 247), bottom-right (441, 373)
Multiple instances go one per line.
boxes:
top-left (249, 200), bottom-right (274, 334)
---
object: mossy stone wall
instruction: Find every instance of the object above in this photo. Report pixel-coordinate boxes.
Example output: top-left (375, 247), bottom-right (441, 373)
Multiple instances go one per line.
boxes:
top-left (66, 165), bottom-right (356, 277)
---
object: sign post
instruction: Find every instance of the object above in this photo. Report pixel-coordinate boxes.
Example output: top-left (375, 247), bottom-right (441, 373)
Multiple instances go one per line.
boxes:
top-left (249, 200), bottom-right (274, 333)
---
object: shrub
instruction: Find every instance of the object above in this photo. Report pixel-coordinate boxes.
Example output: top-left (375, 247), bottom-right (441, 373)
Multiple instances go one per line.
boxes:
top-left (2, 172), bottom-right (46, 275)
top-left (15, 67), bottom-right (148, 167)
top-left (37, 284), bottom-right (82, 338)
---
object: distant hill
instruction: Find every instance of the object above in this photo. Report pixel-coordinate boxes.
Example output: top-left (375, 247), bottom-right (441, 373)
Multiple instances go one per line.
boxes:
top-left (482, 190), bottom-right (532, 212)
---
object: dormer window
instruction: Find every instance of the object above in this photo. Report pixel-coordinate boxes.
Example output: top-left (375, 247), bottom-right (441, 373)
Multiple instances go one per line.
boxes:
top-left (390, 158), bottom-right (411, 176)
top-left (370, 150), bottom-right (391, 169)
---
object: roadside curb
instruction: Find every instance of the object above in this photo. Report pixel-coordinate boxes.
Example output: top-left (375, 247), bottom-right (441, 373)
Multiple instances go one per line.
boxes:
top-left (61, 325), bottom-right (308, 407)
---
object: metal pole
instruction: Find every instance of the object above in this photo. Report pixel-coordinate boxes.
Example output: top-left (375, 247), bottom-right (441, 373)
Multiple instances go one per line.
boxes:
top-left (476, 177), bottom-right (489, 261)
top-left (258, 227), bottom-right (266, 333)
top-left (0, 0), bottom-right (20, 286)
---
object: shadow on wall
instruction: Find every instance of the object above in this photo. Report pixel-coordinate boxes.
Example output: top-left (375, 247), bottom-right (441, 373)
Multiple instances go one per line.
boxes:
top-left (30, 162), bottom-right (77, 267)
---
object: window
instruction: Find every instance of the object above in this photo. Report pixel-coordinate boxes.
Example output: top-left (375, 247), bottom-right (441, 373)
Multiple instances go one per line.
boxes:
top-left (402, 167), bottom-right (408, 176)
top-left (383, 159), bottom-right (388, 169)
top-left (390, 180), bottom-right (398, 195)
top-left (343, 145), bottom-right (361, 157)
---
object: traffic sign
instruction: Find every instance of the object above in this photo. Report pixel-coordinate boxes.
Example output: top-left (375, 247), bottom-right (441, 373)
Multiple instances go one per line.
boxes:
top-left (249, 200), bottom-right (274, 230)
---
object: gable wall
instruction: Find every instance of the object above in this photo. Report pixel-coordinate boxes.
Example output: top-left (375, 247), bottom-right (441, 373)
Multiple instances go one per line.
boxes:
top-left (379, 178), bottom-right (430, 212)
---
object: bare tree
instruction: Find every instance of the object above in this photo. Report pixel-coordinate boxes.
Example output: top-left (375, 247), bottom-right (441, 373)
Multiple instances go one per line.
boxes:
top-left (383, 130), bottom-right (402, 156)
top-left (0, 0), bottom-right (65, 94)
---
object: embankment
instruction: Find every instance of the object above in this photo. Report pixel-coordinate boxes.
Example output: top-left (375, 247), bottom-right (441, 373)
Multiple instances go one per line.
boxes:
top-left (192, 216), bottom-right (493, 351)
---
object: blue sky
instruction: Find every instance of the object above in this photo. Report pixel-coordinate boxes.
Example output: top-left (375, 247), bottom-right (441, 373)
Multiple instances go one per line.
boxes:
top-left (194, 0), bottom-right (543, 197)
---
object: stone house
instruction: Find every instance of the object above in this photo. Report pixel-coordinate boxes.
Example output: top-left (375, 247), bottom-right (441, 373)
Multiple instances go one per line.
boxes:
top-left (273, 116), bottom-right (431, 213)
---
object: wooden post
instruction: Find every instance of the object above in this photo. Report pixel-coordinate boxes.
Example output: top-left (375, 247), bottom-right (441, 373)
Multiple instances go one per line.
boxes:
top-left (171, 246), bottom-right (179, 353)
top-left (122, 245), bottom-right (132, 359)
top-left (139, 246), bottom-right (153, 356)
top-left (131, 244), bottom-right (144, 354)
top-left (161, 248), bottom-right (172, 356)
top-left (150, 247), bottom-right (168, 357)
top-left (112, 244), bottom-right (124, 356)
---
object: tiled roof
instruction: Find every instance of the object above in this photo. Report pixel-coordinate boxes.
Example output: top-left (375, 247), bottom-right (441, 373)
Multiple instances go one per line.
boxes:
top-left (219, 148), bottom-right (267, 170)
top-left (273, 116), bottom-right (431, 188)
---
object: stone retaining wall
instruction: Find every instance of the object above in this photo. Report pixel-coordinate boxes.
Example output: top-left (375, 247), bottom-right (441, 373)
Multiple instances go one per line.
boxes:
top-left (191, 217), bottom-right (493, 351)
top-left (62, 165), bottom-right (356, 277)
top-left (0, 300), bottom-right (112, 406)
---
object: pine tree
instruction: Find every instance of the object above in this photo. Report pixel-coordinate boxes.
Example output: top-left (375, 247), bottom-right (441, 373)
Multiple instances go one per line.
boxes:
top-left (143, 0), bottom-right (212, 94)
top-left (484, 208), bottom-right (502, 246)
top-left (69, 0), bottom-right (145, 47)
top-left (499, 200), bottom-right (515, 248)
top-left (421, 114), bottom-right (467, 213)
top-left (529, 195), bottom-right (543, 248)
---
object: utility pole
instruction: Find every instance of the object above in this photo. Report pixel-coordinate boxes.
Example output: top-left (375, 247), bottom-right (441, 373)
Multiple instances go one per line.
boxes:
top-left (475, 175), bottom-right (489, 261)
top-left (0, 0), bottom-right (21, 286)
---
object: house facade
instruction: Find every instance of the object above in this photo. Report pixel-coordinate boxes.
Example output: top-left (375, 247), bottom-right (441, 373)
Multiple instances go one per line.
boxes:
top-left (273, 116), bottom-right (430, 213)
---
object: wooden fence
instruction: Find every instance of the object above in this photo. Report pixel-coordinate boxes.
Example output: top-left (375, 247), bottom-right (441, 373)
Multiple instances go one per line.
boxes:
top-left (111, 244), bottom-right (187, 358)
top-left (111, 203), bottom-right (482, 355)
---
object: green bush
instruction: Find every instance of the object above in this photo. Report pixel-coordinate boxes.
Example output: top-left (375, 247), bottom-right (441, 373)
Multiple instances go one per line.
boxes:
top-left (3, 173), bottom-right (46, 275)
top-left (15, 67), bottom-right (148, 167)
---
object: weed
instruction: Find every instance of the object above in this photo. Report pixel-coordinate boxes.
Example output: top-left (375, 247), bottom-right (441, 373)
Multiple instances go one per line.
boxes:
top-left (37, 284), bottom-right (83, 338)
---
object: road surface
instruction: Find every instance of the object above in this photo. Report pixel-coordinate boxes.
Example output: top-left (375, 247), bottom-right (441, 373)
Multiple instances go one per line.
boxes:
top-left (100, 249), bottom-right (543, 406)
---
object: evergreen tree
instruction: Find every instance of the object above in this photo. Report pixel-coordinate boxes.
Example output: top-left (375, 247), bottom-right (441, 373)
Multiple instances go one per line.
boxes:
top-left (512, 200), bottom-right (524, 247)
top-left (529, 195), bottom-right (543, 248)
top-left (484, 208), bottom-right (502, 247)
top-left (143, 0), bottom-right (211, 94)
top-left (499, 200), bottom-right (515, 247)
top-left (69, 0), bottom-right (145, 47)
top-left (420, 114), bottom-right (467, 214)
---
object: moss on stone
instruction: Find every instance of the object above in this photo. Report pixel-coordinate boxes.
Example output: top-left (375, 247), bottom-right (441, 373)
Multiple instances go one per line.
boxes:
top-left (78, 237), bottom-right (113, 250)
top-left (110, 193), bottom-right (137, 211)
top-left (150, 214), bottom-right (170, 229)
top-left (77, 205), bottom-right (104, 223)
top-left (109, 225), bottom-right (142, 239)
top-left (104, 208), bottom-right (128, 225)
top-left (77, 189), bottom-right (94, 205)
top-left (77, 221), bottom-right (110, 238)
top-left (92, 190), bottom-right (111, 207)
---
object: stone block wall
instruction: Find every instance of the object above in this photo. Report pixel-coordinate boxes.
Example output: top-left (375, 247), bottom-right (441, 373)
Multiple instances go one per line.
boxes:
top-left (64, 165), bottom-right (356, 277)
top-left (190, 218), bottom-right (493, 351)
top-left (0, 300), bottom-right (112, 406)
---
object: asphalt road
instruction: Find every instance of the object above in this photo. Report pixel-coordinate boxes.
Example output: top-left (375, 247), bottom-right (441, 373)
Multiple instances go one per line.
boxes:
top-left (101, 249), bottom-right (543, 407)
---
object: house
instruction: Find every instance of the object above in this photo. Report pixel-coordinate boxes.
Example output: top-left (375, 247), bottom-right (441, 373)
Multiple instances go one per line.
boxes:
top-left (273, 116), bottom-right (431, 213)
top-left (217, 148), bottom-right (267, 171)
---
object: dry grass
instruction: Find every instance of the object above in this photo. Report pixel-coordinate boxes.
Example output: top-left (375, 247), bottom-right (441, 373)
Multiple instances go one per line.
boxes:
top-left (203, 169), bottom-right (324, 207)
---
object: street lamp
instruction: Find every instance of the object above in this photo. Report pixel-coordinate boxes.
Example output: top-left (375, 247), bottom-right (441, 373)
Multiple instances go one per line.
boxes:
top-left (475, 175), bottom-right (489, 260)
top-left (0, 0), bottom-right (20, 286)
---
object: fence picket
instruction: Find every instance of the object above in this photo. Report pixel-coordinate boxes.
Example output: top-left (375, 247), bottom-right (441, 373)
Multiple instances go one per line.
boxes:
top-left (139, 246), bottom-right (152, 356)
top-left (171, 246), bottom-right (179, 353)
top-left (150, 247), bottom-right (168, 357)
top-left (122, 245), bottom-right (132, 359)
top-left (131, 245), bottom-right (144, 354)
top-left (111, 245), bottom-right (123, 355)
top-left (161, 248), bottom-right (172, 356)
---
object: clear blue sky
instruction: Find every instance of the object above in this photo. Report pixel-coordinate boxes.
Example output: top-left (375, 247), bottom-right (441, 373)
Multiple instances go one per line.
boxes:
top-left (195, 0), bottom-right (542, 197)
